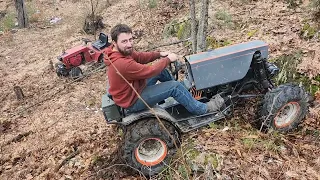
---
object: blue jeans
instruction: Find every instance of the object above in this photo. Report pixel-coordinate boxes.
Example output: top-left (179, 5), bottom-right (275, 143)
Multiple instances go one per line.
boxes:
top-left (126, 69), bottom-right (207, 115)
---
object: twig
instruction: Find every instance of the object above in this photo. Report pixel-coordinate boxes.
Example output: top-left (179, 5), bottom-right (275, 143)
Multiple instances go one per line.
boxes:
top-left (146, 38), bottom-right (190, 51)
top-left (54, 150), bottom-right (80, 172)
top-left (105, 54), bottom-right (190, 177)
top-left (5, 131), bottom-right (33, 145)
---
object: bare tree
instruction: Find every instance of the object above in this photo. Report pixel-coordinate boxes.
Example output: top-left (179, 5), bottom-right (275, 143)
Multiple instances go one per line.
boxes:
top-left (14, 0), bottom-right (29, 28)
top-left (189, 0), bottom-right (210, 53)
top-left (196, 0), bottom-right (209, 52)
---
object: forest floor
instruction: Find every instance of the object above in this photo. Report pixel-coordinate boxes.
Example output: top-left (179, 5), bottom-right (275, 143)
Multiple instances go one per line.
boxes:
top-left (0, 0), bottom-right (320, 179)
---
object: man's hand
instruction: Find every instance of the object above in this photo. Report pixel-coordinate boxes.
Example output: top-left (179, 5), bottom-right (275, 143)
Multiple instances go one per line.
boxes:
top-left (160, 51), bottom-right (169, 57)
top-left (167, 53), bottom-right (178, 62)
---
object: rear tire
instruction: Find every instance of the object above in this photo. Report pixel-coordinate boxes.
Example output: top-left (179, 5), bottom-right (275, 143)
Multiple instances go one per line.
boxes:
top-left (70, 67), bottom-right (83, 79)
top-left (260, 83), bottom-right (309, 132)
top-left (123, 118), bottom-right (180, 176)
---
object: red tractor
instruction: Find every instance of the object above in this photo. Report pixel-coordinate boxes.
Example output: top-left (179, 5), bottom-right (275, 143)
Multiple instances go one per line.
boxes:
top-left (56, 33), bottom-right (111, 78)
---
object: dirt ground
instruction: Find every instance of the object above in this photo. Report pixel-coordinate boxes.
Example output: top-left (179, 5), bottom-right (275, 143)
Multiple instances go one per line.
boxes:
top-left (1, 0), bottom-right (320, 179)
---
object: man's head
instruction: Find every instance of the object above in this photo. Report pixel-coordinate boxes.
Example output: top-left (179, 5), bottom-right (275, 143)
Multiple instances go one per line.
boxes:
top-left (110, 24), bottom-right (133, 56)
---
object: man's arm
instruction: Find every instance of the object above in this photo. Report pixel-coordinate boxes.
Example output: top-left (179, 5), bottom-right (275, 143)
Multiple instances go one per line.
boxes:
top-left (132, 51), bottom-right (169, 64)
top-left (120, 57), bottom-right (171, 80)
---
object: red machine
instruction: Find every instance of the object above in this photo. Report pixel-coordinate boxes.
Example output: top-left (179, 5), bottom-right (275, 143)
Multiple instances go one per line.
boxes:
top-left (56, 33), bottom-right (111, 78)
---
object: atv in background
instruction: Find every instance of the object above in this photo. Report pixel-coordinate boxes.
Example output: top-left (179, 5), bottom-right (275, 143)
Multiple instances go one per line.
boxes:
top-left (101, 40), bottom-right (310, 176)
top-left (55, 33), bottom-right (111, 78)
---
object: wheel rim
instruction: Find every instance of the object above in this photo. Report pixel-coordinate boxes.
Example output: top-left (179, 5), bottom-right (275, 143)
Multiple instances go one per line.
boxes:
top-left (274, 102), bottom-right (300, 128)
top-left (135, 138), bottom-right (167, 166)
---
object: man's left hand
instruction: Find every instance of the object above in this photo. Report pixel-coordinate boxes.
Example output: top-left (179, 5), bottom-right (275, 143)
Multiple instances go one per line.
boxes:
top-left (160, 51), bottom-right (170, 57)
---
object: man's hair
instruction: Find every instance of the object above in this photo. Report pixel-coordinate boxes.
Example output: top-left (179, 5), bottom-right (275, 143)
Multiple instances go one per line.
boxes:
top-left (110, 24), bottom-right (132, 42)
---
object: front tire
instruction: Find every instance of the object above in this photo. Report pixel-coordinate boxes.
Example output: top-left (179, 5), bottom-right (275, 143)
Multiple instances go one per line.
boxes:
top-left (260, 83), bottom-right (309, 132)
top-left (69, 67), bottom-right (83, 79)
top-left (123, 118), bottom-right (180, 176)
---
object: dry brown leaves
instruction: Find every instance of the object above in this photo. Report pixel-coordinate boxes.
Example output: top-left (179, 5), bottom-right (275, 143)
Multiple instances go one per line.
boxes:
top-left (1, 0), bottom-right (320, 179)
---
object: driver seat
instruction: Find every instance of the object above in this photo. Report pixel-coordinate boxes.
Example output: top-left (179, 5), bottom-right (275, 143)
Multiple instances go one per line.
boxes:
top-left (92, 33), bottom-right (111, 50)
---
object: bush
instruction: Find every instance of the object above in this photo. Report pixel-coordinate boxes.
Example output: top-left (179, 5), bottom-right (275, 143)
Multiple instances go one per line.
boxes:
top-left (214, 10), bottom-right (234, 28)
top-left (0, 12), bottom-right (16, 32)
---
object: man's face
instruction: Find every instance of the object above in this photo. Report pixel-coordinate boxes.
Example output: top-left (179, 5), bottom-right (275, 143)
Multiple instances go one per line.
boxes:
top-left (113, 33), bottom-right (133, 56)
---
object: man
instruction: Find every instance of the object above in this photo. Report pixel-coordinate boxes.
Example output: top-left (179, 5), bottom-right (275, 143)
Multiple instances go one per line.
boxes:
top-left (104, 24), bottom-right (224, 115)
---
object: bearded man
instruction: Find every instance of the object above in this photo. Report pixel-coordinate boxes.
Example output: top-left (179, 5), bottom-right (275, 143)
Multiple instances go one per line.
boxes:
top-left (104, 24), bottom-right (224, 115)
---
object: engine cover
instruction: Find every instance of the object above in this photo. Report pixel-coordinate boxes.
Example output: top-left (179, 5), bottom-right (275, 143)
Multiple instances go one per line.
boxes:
top-left (184, 40), bottom-right (269, 90)
top-left (68, 54), bottom-right (82, 67)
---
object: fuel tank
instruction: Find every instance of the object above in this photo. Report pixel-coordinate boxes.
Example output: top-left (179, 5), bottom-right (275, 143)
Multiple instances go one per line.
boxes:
top-left (184, 40), bottom-right (269, 90)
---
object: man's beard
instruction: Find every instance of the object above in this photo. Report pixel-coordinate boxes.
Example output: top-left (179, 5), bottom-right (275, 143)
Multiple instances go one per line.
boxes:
top-left (118, 46), bottom-right (133, 56)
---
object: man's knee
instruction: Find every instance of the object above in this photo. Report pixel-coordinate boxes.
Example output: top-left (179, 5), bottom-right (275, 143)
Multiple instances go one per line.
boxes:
top-left (168, 80), bottom-right (184, 89)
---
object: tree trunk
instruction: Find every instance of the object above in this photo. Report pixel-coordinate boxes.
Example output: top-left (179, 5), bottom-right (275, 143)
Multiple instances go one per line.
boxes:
top-left (14, 0), bottom-right (29, 28)
top-left (196, 0), bottom-right (209, 52)
top-left (189, 0), bottom-right (197, 54)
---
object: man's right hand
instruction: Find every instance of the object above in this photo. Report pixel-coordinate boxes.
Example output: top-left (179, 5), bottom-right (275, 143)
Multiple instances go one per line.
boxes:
top-left (167, 53), bottom-right (178, 62)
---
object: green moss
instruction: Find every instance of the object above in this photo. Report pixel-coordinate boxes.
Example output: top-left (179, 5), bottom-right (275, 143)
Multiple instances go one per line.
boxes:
top-left (177, 21), bottom-right (191, 40)
top-left (178, 165), bottom-right (188, 179)
top-left (163, 19), bottom-right (178, 38)
top-left (163, 19), bottom-right (192, 41)
top-left (206, 36), bottom-right (232, 49)
top-left (262, 139), bottom-right (281, 152)
top-left (215, 9), bottom-right (234, 28)
top-left (215, 10), bottom-right (232, 23)
top-left (187, 149), bottom-right (200, 160)
top-left (0, 12), bottom-right (16, 32)
top-left (285, 0), bottom-right (302, 9)
top-left (242, 138), bottom-right (257, 150)
top-left (208, 122), bottom-right (218, 129)
top-left (301, 23), bottom-right (318, 39)
top-left (247, 29), bottom-right (258, 38)
top-left (204, 154), bottom-right (220, 168)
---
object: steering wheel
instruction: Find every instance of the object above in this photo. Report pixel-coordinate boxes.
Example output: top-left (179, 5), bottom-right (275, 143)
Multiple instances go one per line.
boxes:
top-left (82, 38), bottom-right (92, 45)
top-left (168, 61), bottom-right (183, 81)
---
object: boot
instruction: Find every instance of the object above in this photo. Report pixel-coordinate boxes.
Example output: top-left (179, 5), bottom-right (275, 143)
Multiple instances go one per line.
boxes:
top-left (206, 94), bottom-right (225, 112)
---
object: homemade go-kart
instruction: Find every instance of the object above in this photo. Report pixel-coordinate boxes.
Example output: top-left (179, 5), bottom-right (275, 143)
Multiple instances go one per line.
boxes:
top-left (55, 33), bottom-right (111, 78)
top-left (101, 40), bottom-right (310, 176)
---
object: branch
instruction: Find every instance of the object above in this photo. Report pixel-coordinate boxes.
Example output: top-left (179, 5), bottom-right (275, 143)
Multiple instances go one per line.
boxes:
top-left (5, 131), bottom-right (33, 145)
top-left (54, 150), bottom-right (80, 172)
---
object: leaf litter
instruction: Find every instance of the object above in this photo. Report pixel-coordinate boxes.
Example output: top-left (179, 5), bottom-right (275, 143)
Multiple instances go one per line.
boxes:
top-left (0, 0), bottom-right (320, 179)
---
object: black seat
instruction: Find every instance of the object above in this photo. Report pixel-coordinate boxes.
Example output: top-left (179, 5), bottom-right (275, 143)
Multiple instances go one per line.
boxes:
top-left (92, 33), bottom-right (111, 50)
